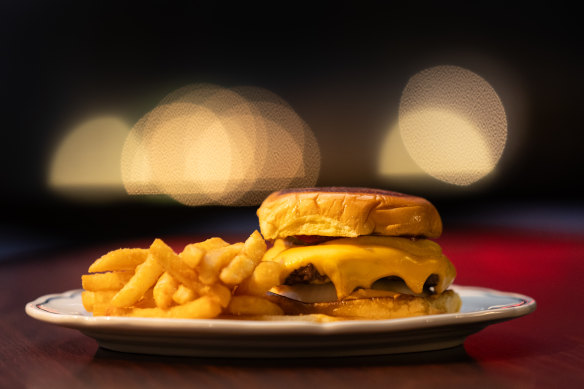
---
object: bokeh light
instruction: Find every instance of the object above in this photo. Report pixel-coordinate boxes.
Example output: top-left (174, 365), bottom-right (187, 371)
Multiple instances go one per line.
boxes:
top-left (48, 117), bottom-right (130, 201)
top-left (378, 122), bottom-right (426, 178)
top-left (379, 65), bottom-right (508, 186)
top-left (121, 84), bottom-right (320, 205)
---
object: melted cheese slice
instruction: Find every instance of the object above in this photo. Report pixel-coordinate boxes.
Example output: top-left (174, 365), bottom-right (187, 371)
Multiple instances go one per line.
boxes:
top-left (269, 236), bottom-right (456, 299)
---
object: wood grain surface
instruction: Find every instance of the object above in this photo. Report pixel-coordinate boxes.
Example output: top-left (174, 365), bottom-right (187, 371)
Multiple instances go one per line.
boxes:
top-left (2, 230), bottom-right (583, 388)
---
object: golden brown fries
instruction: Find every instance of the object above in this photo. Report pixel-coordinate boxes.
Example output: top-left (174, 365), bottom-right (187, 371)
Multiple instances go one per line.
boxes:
top-left (88, 248), bottom-right (149, 272)
top-left (82, 289), bottom-right (130, 316)
top-left (150, 239), bottom-right (201, 290)
top-left (261, 238), bottom-right (293, 262)
top-left (109, 296), bottom-right (222, 319)
top-left (81, 290), bottom-right (116, 312)
top-left (81, 271), bottom-right (133, 291)
top-left (197, 242), bottom-right (243, 285)
top-left (134, 287), bottom-right (156, 309)
top-left (220, 230), bottom-right (267, 285)
top-left (152, 272), bottom-right (178, 309)
top-left (111, 253), bottom-right (164, 308)
top-left (200, 283), bottom-right (232, 308)
top-left (172, 284), bottom-right (197, 305)
top-left (226, 295), bottom-right (284, 316)
top-left (178, 245), bottom-right (204, 269)
top-left (169, 296), bottom-right (222, 319)
top-left (235, 261), bottom-right (286, 297)
top-left (190, 237), bottom-right (230, 252)
top-left (82, 231), bottom-right (288, 320)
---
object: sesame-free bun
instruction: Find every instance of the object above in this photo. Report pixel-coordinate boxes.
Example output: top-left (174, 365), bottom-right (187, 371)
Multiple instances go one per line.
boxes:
top-left (257, 187), bottom-right (443, 240)
top-left (267, 289), bottom-right (462, 320)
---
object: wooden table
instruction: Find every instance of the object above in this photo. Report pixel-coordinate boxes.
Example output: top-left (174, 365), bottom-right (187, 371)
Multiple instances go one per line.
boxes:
top-left (2, 229), bottom-right (583, 388)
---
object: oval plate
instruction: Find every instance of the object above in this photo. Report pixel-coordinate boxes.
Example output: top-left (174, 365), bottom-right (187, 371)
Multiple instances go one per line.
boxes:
top-left (25, 285), bottom-right (535, 357)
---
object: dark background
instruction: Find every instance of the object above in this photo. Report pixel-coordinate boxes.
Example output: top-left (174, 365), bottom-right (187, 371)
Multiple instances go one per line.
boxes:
top-left (1, 1), bottom-right (582, 258)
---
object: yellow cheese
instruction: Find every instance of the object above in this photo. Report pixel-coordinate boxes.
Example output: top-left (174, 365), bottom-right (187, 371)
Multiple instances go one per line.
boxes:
top-left (269, 236), bottom-right (456, 299)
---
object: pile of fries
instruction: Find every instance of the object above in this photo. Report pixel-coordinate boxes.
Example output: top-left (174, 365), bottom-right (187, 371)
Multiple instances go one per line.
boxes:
top-left (81, 231), bottom-right (287, 319)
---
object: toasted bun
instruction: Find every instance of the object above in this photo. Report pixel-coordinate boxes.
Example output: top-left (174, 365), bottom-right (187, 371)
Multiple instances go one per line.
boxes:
top-left (257, 187), bottom-right (443, 240)
top-left (267, 290), bottom-right (462, 320)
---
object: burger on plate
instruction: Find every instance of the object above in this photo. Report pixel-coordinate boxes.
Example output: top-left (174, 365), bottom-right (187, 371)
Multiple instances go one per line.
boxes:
top-left (256, 187), bottom-right (461, 320)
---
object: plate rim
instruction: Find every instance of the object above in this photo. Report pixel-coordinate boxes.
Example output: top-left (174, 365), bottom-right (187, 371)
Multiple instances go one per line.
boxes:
top-left (25, 285), bottom-right (536, 336)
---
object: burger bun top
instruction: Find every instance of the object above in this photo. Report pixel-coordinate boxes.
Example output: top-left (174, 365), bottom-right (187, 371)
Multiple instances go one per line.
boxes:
top-left (257, 187), bottom-right (443, 240)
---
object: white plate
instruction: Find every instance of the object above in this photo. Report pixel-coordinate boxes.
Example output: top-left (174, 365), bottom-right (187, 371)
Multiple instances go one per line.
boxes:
top-left (25, 285), bottom-right (535, 358)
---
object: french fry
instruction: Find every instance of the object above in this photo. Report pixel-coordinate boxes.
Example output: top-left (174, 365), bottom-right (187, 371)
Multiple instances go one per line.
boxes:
top-left (92, 304), bottom-right (112, 316)
top-left (82, 290), bottom-right (117, 315)
top-left (200, 283), bottom-right (232, 308)
top-left (226, 295), bottom-right (284, 316)
top-left (82, 232), bottom-right (285, 320)
top-left (134, 287), bottom-right (156, 309)
top-left (262, 238), bottom-right (294, 262)
top-left (220, 230), bottom-right (267, 285)
top-left (242, 230), bottom-right (267, 260)
top-left (150, 239), bottom-right (201, 290)
top-left (169, 295), bottom-right (222, 319)
top-left (172, 284), bottom-right (197, 305)
top-left (179, 245), bottom-right (205, 269)
top-left (81, 271), bottom-right (133, 291)
top-left (111, 253), bottom-right (164, 308)
top-left (111, 296), bottom-right (222, 319)
top-left (81, 291), bottom-right (95, 312)
top-left (179, 237), bottom-right (230, 269)
top-left (198, 242), bottom-right (244, 285)
top-left (153, 272), bottom-right (179, 309)
top-left (192, 237), bottom-right (230, 252)
top-left (88, 248), bottom-right (149, 272)
top-left (235, 261), bottom-right (286, 296)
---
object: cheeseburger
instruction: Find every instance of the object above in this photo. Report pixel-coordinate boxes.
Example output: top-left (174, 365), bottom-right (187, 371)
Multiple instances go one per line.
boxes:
top-left (257, 187), bottom-right (461, 320)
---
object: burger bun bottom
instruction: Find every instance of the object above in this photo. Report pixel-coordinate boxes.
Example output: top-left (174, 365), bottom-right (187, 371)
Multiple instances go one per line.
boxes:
top-left (265, 289), bottom-right (462, 321)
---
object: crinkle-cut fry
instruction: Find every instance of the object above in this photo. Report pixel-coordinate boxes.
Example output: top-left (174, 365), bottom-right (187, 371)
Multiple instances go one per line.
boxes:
top-left (153, 272), bottom-right (179, 309)
top-left (150, 239), bottom-right (201, 290)
top-left (198, 242), bottom-right (244, 285)
top-left (179, 245), bottom-right (205, 269)
top-left (220, 230), bottom-right (267, 285)
top-left (111, 253), bottom-right (164, 308)
top-left (226, 295), bottom-right (284, 316)
top-left (81, 271), bottom-right (133, 291)
top-left (108, 296), bottom-right (222, 319)
top-left (172, 284), bottom-right (197, 305)
top-left (200, 283), bottom-right (232, 308)
top-left (88, 248), bottom-right (149, 273)
top-left (235, 261), bottom-right (286, 296)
